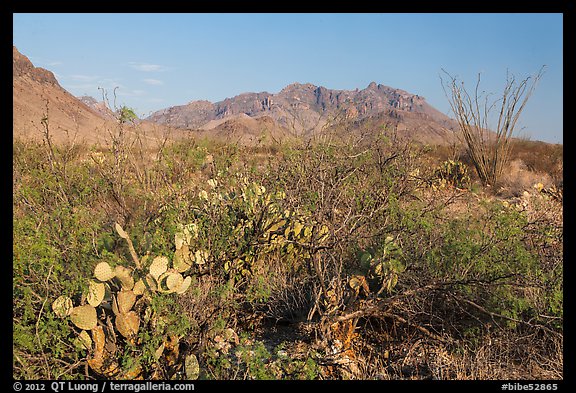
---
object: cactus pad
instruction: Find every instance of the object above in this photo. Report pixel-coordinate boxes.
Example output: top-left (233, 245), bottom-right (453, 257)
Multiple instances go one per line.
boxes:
top-left (144, 274), bottom-right (158, 292)
top-left (70, 305), bottom-right (98, 330)
top-left (94, 262), bottom-right (115, 281)
top-left (52, 295), bottom-right (73, 318)
top-left (185, 354), bottom-right (200, 379)
top-left (117, 290), bottom-right (137, 314)
top-left (194, 250), bottom-right (209, 265)
top-left (77, 330), bottom-right (93, 350)
top-left (175, 232), bottom-right (185, 250)
top-left (133, 274), bottom-right (158, 296)
top-left (149, 256), bottom-right (168, 280)
top-left (114, 223), bottom-right (129, 239)
top-left (349, 275), bottom-right (370, 295)
top-left (174, 276), bottom-right (192, 294)
top-left (86, 280), bottom-right (106, 307)
top-left (156, 272), bottom-right (172, 293)
top-left (173, 245), bottom-right (193, 273)
top-left (154, 342), bottom-right (165, 360)
top-left (166, 272), bottom-right (184, 291)
top-left (114, 266), bottom-right (134, 290)
top-left (115, 311), bottom-right (140, 339)
top-left (132, 279), bottom-right (146, 296)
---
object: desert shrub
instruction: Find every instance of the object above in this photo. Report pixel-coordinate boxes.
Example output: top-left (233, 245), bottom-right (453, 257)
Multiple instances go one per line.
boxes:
top-left (433, 159), bottom-right (471, 189)
top-left (170, 173), bottom-right (328, 295)
top-left (13, 139), bottom-right (115, 379)
top-left (402, 195), bottom-right (563, 343)
top-left (13, 125), bottom-right (562, 380)
top-left (509, 139), bottom-right (563, 187)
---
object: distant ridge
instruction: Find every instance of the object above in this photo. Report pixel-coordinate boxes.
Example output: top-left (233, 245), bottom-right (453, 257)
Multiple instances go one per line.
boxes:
top-left (13, 45), bottom-right (458, 146)
top-left (146, 81), bottom-right (460, 144)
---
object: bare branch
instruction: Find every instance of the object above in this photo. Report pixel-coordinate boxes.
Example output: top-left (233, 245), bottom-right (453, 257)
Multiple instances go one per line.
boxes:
top-left (441, 67), bottom-right (545, 185)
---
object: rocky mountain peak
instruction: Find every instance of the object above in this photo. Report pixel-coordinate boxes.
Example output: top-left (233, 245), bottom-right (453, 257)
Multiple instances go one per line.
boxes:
top-left (145, 80), bottom-right (456, 143)
top-left (280, 82), bottom-right (317, 93)
top-left (367, 81), bottom-right (378, 90)
top-left (13, 46), bottom-right (59, 86)
top-left (77, 95), bottom-right (117, 119)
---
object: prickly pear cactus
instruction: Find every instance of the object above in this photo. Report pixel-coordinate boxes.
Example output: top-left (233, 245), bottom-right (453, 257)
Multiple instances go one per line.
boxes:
top-left (114, 266), bottom-right (134, 290)
top-left (173, 245), bottom-right (193, 273)
top-left (75, 330), bottom-right (92, 351)
top-left (58, 222), bottom-right (197, 379)
top-left (149, 256), bottom-right (168, 280)
top-left (185, 354), bottom-right (200, 380)
top-left (357, 236), bottom-right (405, 296)
top-left (117, 290), bottom-right (136, 314)
top-left (115, 311), bottom-right (140, 340)
top-left (86, 280), bottom-right (106, 307)
top-left (433, 159), bottom-right (471, 189)
top-left (70, 305), bottom-right (98, 330)
top-left (52, 295), bottom-right (73, 318)
top-left (94, 262), bottom-right (115, 281)
top-left (186, 179), bottom-right (331, 279)
top-left (175, 276), bottom-right (192, 294)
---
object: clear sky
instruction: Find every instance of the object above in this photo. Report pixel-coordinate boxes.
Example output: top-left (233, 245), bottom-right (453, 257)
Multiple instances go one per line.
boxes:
top-left (13, 13), bottom-right (563, 143)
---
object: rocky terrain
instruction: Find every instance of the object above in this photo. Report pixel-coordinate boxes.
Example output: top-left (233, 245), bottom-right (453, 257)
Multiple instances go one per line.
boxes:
top-left (13, 46), bottom-right (181, 146)
top-left (147, 81), bottom-right (460, 145)
top-left (13, 45), bottom-right (459, 146)
top-left (13, 46), bottom-right (112, 144)
top-left (77, 95), bottom-right (117, 121)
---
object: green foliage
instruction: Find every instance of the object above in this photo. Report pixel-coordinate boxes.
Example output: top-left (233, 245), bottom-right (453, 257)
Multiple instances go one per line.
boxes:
top-left (13, 131), bottom-right (562, 380)
top-left (433, 159), bottom-right (471, 189)
top-left (203, 337), bottom-right (319, 380)
top-left (357, 236), bottom-right (406, 295)
top-left (421, 199), bottom-right (562, 324)
top-left (117, 106), bottom-right (138, 124)
top-left (175, 175), bottom-right (327, 284)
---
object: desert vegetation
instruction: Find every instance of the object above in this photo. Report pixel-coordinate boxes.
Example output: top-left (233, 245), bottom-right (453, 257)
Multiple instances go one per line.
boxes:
top-left (441, 67), bottom-right (546, 187)
top-left (13, 108), bottom-right (562, 380)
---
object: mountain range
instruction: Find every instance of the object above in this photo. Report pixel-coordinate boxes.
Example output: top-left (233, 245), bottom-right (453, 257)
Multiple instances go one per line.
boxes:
top-left (13, 46), bottom-right (459, 146)
top-left (146, 82), bottom-right (459, 145)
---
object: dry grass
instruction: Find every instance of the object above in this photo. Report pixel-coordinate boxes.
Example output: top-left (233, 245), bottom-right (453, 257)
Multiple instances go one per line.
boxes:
top-left (497, 159), bottom-right (554, 198)
top-left (508, 139), bottom-right (563, 187)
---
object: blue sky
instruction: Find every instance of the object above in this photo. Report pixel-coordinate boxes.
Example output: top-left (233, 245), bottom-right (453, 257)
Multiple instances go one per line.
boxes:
top-left (13, 13), bottom-right (563, 143)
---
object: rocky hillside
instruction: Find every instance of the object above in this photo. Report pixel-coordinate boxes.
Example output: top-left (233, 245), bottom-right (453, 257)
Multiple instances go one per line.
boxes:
top-left (13, 46), bottom-right (180, 146)
top-left (77, 96), bottom-right (117, 120)
top-left (13, 46), bottom-right (112, 144)
top-left (13, 45), bottom-right (458, 146)
top-left (147, 82), bottom-right (459, 144)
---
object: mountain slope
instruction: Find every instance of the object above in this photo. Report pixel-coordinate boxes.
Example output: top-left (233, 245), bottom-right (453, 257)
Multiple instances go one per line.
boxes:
top-left (147, 82), bottom-right (459, 144)
top-left (77, 96), bottom-right (117, 120)
top-left (13, 46), bottom-right (114, 144)
top-left (13, 46), bottom-right (183, 146)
